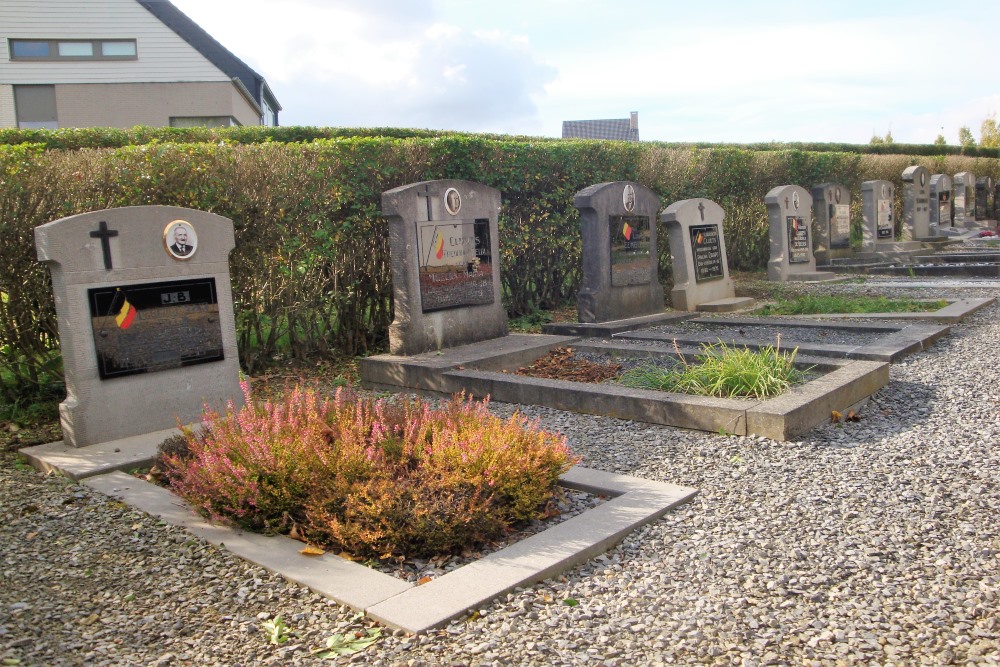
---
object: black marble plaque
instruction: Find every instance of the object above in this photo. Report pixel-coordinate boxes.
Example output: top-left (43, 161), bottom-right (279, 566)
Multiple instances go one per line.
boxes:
top-left (610, 215), bottom-right (651, 287)
top-left (786, 216), bottom-right (810, 264)
top-left (88, 278), bottom-right (224, 380)
top-left (689, 224), bottom-right (724, 282)
top-left (938, 191), bottom-right (952, 226)
top-left (976, 184), bottom-right (988, 219)
top-left (416, 218), bottom-right (494, 313)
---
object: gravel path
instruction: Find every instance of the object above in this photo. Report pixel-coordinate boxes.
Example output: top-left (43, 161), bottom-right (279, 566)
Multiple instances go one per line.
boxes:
top-left (2, 278), bottom-right (1000, 666)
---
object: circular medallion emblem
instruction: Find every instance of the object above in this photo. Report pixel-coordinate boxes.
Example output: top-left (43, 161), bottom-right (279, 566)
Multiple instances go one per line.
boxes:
top-left (623, 184), bottom-right (636, 213)
top-left (444, 188), bottom-right (462, 216)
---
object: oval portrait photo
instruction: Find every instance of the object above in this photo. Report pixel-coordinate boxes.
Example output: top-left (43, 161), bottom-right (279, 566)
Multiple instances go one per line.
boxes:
top-left (163, 220), bottom-right (198, 260)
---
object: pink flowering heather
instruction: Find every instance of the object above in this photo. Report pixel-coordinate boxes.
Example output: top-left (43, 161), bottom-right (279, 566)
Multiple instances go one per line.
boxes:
top-left (160, 386), bottom-right (578, 558)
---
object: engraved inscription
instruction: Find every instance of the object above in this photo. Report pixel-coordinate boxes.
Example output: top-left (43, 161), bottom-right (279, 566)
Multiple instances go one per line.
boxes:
top-left (88, 278), bottom-right (223, 380)
top-left (787, 216), bottom-right (810, 264)
top-left (416, 218), bottom-right (494, 312)
top-left (610, 215), bottom-right (651, 287)
top-left (689, 224), bottom-right (724, 283)
top-left (877, 199), bottom-right (894, 239)
top-left (831, 203), bottom-right (851, 248)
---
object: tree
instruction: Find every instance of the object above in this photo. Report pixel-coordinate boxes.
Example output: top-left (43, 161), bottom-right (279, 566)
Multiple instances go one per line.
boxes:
top-left (869, 130), bottom-right (894, 145)
top-left (980, 115), bottom-right (1000, 148)
top-left (959, 126), bottom-right (976, 148)
top-left (934, 134), bottom-right (947, 146)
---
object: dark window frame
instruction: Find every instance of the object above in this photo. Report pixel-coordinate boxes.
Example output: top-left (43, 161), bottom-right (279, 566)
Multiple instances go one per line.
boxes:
top-left (9, 38), bottom-right (138, 61)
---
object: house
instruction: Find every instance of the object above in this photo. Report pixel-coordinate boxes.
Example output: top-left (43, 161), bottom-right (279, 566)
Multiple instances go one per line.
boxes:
top-left (562, 111), bottom-right (639, 142)
top-left (0, 0), bottom-right (281, 130)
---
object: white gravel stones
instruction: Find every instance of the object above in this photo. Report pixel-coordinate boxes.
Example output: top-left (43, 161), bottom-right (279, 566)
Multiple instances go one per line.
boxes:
top-left (3, 277), bottom-right (1000, 665)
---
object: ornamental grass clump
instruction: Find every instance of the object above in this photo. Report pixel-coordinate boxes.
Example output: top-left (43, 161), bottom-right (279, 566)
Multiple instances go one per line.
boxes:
top-left (160, 383), bottom-right (576, 559)
top-left (618, 337), bottom-right (811, 399)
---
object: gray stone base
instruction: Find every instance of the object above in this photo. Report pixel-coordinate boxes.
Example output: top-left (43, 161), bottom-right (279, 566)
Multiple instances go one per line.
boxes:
top-left (696, 297), bottom-right (756, 313)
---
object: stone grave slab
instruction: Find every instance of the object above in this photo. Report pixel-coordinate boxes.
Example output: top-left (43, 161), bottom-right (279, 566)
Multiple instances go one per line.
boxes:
top-left (381, 179), bottom-right (507, 356)
top-left (615, 316), bottom-right (950, 363)
top-left (929, 174), bottom-right (953, 234)
top-left (33, 206), bottom-right (242, 448)
top-left (575, 181), bottom-right (665, 323)
top-left (811, 182), bottom-right (853, 261)
top-left (780, 297), bottom-right (994, 324)
top-left (765, 185), bottom-right (837, 282)
top-left (902, 166), bottom-right (932, 240)
top-left (661, 198), bottom-right (754, 312)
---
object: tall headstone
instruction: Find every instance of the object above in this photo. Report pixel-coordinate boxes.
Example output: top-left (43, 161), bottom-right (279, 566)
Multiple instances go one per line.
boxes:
top-left (901, 167), bottom-right (931, 240)
top-left (662, 198), bottom-right (752, 312)
top-left (861, 180), bottom-right (896, 251)
top-left (810, 183), bottom-right (852, 259)
top-left (381, 179), bottom-right (506, 356)
top-left (929, 174), bottom-right (953, 232)
top-left (764, 185), bottom-right (834, 281)
top-left (953, 172), bottom-right (974, 225)
top-left (994, 182), bottom-right (1000, 220)
top-left (34, 206), bottom-right (243, 448)
top-left (575, 181), bottom-right (664, 322)
top-left (975, 176), bottom-right (994, 220)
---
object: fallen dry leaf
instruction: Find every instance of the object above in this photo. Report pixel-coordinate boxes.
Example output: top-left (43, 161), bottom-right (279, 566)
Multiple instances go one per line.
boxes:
top-left (831, 410), bottom-right (842, 423)
top-left (417, 575), bottom-right (433, 585)
top-left (300, 545), bottom-right (325, 556)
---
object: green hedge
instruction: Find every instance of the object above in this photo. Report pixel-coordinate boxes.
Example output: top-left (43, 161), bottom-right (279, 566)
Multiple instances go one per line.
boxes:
top-left (2, 133), bottom-right (999, 400)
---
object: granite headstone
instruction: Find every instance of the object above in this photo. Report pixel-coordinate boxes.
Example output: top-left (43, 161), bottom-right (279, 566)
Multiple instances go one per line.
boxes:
top-left (575, 181), bottom-right (664, 322)
top-left (953, 172), bottom-right (974, 225)
top-left (810, 183), bottom-right (852, 259)
top-left (765, 185), bottom-right (834, 281)
top-left (381, 179), bottom-right (507, 355)
top-left (975, 176), bottom-right (994, 220)
top-left (34, 206), bottom-right (243, 448)
top-left (901, 166), bottom-right (931, 240)
top-left (929, 174), bottom-right (953, 231)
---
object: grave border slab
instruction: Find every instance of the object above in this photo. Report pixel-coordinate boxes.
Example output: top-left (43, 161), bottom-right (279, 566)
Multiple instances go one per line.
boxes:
top-left (763, 297), bottom-right (994, 324)
top-left (78, 467), bottom-right (696, 635)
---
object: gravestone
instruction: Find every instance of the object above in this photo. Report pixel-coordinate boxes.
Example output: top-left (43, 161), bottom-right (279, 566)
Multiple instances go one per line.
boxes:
top-left (661, 198), bottom-right (752, 312)
top-left (764, 185), bottom-right (835, 281)
top-left (975, 176), bottom-right (994, 220)
top-left (901, 167), bottom-right (931, 240)
top-left (575, 181), bottom-right (664, 322)
top-left (381, 179), bottom-right (506, 355)
top-left (953, 172), bottom-right (974, 226)
top-left (995, 182), bottom-right (1000, 220)
top-left (861, 180), bottom-right (896, 251)
top-left (810, 183), bottom-right (852, 260)
top-left (34, 206), bottom-right (243, 449)
top-left (929, 174), bottom-right (953, 232)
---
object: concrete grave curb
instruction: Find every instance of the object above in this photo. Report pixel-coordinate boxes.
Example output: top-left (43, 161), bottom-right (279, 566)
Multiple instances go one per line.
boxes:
top-left (768, 297), bottom-right (994, 324)
top-left (80, 467), bottom-right (696, 635)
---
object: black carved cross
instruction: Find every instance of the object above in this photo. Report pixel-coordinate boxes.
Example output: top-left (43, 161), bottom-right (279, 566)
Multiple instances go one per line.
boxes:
top-left (416, 184), bottom-right (438, 221)
top-left (89, 220), bottom-right (118, 270)
top-left (698, 201), bottom-right (705, 221)
top-left (784, 196), bottom-right (790, 210)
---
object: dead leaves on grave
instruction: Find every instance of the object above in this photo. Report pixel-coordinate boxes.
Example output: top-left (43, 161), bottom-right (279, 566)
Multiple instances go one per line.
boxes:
top-left (514, 347), bottom-right (621, 383)
top-left (831, 409), bottom-right (861, 424)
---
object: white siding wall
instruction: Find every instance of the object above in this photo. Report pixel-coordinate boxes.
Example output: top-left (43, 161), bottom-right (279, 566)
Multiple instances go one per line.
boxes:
top-left (1, 0), bottom-right (229, 85)
top-left (0, 85), bottom-right (15, 128)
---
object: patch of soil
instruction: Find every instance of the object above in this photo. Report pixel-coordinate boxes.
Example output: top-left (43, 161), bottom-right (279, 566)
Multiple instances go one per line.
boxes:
top-left (515, 347), bottom-right (622, 383)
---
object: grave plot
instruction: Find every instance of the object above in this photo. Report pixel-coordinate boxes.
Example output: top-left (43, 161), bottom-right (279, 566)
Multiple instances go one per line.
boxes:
top-left (615, 316), bottom-right (950, 362)
top-left (360, 334), bottom-right (888, 442)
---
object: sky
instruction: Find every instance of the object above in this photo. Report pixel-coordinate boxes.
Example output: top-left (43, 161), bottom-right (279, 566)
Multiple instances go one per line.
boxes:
top-left (168, 0), bottom-right (1000, 145)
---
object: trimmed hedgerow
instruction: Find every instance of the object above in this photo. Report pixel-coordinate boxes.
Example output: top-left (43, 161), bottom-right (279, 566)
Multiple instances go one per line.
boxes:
top-left (159, 384), bottom-right (577, 559)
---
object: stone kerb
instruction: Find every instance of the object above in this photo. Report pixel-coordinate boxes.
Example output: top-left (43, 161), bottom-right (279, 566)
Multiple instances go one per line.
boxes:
top-left (902, 166), bottom-right (931, 240)
top-left (34, 205), bottom-right (242, 448)
top-left (662, 198), bottom-right (745, 312)
top-left (575, 181), bottom-right (664, 323)
top-left (810, 182), bottom-right (852, 261)
top-left (382, 179), bottom-right (507, 356)
top-left (861, 180), bottom-right (897, 251)
top-left (929, 174), bottom-right (953, 232)
top-left (765, 185), bottom-right (834, 282)
top-left (953, 172), bottom-right (975, 226)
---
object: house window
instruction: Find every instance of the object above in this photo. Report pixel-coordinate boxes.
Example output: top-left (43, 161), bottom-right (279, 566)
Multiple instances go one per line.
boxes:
top-left (13, 85), bottom-right (57, 129)
top-left (169, 116), bottom-right (240, 128)
top-left (9, 39), bottom-right (138, 61)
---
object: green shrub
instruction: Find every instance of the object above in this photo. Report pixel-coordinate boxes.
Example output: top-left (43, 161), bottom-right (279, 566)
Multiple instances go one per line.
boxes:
top-left (618, 338), bottom-right (810, 399)
top-left (160, 384), bottom-right (576, 558)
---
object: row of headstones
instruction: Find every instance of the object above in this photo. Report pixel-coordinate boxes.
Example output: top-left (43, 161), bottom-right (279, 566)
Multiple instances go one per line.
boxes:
top-left (29, 170), bottom-right (999, 450)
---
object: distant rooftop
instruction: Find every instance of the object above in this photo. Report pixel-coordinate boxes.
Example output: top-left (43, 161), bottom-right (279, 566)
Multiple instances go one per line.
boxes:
top-left (562, 111), bottom-right (639, 141)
